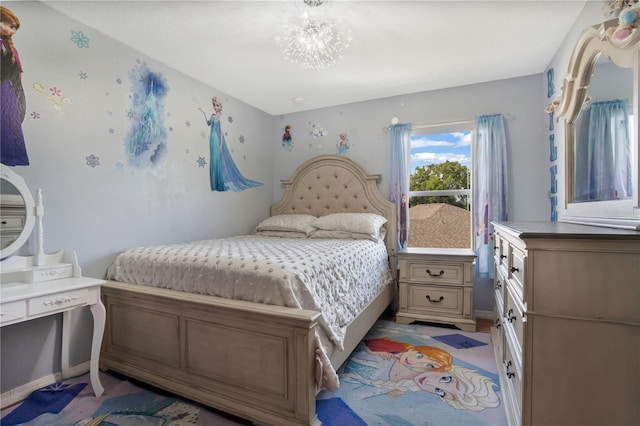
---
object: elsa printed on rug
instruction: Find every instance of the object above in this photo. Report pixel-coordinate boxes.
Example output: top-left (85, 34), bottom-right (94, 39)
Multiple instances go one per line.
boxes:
top-left (317, 320), bottom-right (505, 426)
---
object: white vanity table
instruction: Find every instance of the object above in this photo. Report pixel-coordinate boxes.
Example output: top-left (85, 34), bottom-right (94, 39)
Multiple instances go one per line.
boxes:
top-left (0, 165), bottom-right (105, 399)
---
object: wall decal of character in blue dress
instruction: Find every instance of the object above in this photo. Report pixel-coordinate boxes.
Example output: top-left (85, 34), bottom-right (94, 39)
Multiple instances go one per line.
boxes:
top-left (199, 97), bottom-right (262, 192)
top-left (1, 6), bottom-right (29, 167)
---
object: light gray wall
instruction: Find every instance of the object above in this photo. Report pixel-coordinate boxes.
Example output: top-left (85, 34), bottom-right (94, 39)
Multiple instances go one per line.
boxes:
top-left (272, 74), bottom-right (550, 314)
top-left (1, 0), bottom-right (587, 394)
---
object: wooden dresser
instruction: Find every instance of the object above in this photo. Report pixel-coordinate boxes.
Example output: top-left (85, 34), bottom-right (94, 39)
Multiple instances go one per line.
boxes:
top-left (396, 247), bottom-right (476, 331)
top-left (491, 221), bottom-right (640, 426)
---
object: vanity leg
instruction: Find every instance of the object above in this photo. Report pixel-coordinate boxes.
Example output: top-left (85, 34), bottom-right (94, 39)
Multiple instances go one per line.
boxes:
top-left (61, 310), bottom-right (71, 379)
top-left (89, 300), bottom-right (106, 397)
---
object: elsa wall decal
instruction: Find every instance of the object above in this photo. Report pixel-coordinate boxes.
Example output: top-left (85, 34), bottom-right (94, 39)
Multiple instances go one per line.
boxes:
top-left (199, 97), bottom-right (262, 192)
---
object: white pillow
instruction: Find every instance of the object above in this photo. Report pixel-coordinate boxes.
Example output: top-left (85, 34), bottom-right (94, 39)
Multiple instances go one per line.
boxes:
top-left (254, 214), bottom-right (319, 235)
top-left (309, 228), bottom-right (386, 242)
top-left (254, 230), bottom-right (308, 238)
top-left (317, 213), bottom-right (387, 236)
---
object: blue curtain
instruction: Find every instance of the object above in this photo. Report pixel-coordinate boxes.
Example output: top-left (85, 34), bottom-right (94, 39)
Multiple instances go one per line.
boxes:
top-left (473, 114), bottom-right (508, 278)
top-left (586, 99), bottom-right (632, 201)
top-left (388, 123), bottom-right (412, 250)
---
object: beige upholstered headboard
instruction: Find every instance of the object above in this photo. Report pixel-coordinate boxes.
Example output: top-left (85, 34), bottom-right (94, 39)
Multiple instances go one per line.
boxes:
top-left (271, 155), bottom-right (397, 264)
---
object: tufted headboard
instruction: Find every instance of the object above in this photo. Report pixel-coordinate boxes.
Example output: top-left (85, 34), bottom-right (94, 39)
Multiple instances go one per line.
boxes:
top-left (271, 155), bottom-right (397, 265)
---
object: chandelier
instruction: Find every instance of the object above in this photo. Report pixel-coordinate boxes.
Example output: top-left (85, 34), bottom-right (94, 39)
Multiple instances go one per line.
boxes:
top-left (276, 0), bottom-right (352, 70)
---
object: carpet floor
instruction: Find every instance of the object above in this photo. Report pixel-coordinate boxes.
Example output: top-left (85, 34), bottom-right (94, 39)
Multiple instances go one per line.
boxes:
top-left (1, 319), bottom-right (507, 425)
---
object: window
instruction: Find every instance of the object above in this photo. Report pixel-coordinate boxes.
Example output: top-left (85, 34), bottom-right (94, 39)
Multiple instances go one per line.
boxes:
top-left (408, 124), bottom-right (473, 249)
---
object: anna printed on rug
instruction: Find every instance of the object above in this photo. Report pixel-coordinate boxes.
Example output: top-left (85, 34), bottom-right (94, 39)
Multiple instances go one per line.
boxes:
top-left (317, 320), bottom-right (506, 426)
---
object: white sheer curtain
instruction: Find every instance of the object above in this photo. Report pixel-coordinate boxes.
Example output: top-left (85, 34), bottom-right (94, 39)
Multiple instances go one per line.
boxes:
top-left (473, 114), bottom-right (508, 278)
top-left (586, 99), bottom-right (632, 200)
top-left (388, 123), bottom-right (412, 250)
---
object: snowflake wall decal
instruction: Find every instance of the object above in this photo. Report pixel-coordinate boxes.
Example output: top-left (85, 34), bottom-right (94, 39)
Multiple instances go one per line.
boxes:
top-left (70, 30), bottom-right (90, 48)
top-left (86, 154), bottom-right (100, 168)
top-left (78, 71), bottom-right (88, 80)
top-left (31, 112), bottom-right (40, 119)
top-left (115, 161), bottom-right (124, 170)
top-left (196, 156), bottom-right (207, 168)
top-left (238, 135), bottom-right (245, 144)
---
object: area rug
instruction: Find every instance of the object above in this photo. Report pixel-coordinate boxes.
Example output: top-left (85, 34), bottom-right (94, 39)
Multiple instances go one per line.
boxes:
top-left (0, 372), bottom-right (244, 426)
top-left (317, 320), bottom-right (506, 426)
top-left (1, 319), bottom-right (506, 425)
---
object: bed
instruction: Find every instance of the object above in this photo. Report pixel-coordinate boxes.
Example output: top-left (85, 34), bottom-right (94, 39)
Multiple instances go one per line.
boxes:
top-left (99, 154), bottom-right (398, 426)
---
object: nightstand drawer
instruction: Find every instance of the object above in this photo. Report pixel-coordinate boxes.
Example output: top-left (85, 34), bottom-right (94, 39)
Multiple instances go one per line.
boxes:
top-left (0, 300), bottom-right (27, 325)
top-left (405, 284), bottom-right (463, 316)
top-left (29, 288), bottom-right (99, 316)
top-left (401, 261), bottom-right (465, 286)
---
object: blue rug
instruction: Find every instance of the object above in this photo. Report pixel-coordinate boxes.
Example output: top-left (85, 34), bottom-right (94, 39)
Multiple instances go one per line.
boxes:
top-left (317, 320), bottom-right (507, 426)
top-left (1, 382), bottom-right (86, 425)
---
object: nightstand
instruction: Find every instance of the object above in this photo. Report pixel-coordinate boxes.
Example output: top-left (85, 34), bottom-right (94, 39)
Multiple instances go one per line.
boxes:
top-left (396, 247), bottom-right (476, 331)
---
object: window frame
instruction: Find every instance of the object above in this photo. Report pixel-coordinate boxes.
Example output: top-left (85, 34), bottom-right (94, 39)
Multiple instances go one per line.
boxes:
top-left (408, 122), bottom-right (475, 250)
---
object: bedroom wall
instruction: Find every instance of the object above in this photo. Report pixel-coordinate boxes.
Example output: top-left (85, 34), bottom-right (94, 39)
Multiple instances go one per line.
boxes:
top-left (272, 74), bottom-right (549, 315)
top-left (1, 1), bottom-right (274, 394)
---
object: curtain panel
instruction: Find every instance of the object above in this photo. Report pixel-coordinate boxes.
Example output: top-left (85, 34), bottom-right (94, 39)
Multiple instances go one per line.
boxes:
top-left (473, 114), bottom-right (508, 278)
top-left (388, 123), bottom-right (412, 251)
top-left (586, 99), bottom-right (632, 201)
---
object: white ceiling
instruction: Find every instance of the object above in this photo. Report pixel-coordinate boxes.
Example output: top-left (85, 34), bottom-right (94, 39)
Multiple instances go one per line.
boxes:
top-left (42, 0), bottom-right (588, 116)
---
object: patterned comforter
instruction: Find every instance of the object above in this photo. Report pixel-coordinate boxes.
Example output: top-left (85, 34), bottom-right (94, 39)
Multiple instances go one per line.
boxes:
top-left (106, 235), bottom-right (393, 389)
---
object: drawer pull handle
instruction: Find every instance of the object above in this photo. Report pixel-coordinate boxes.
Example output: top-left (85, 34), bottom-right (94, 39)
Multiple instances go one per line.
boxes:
top-left (507, 309), bottom-right (517, 323)
top-left (505, 361), bottom-right (515, 379)
top-left (1, 220), bottom-right (7, 225)
top-left (426, 295), bottom-right (444, 303)
top-left (43, 296), bottom-right (79, 306)
top-left (495, 318), bottom-right (501, 329)
top-left (426, 269), bottom-right (444, 277)
top-left (510, 266), bottom-right (520, 273)
top-left (500, 254), bottom-right (507, 259)
top-left (495, 280), bottom-right (502, 290)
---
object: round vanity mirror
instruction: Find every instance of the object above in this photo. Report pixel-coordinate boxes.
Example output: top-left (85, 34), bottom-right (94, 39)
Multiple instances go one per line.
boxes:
top-left (0, 165), bottom-right (35, 260)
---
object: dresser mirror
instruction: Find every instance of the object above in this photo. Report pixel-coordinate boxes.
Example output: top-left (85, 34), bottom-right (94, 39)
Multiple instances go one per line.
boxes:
top-left (556, 6), bottom-right (640, 230)
top-left (0, 165), bottom-right (35, 260)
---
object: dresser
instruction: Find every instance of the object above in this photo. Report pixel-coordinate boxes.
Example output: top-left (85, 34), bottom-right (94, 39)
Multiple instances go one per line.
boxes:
top-left (492, 221), bottom-right (640, 426)
top-left (396, 247), bottom-right (476, 331)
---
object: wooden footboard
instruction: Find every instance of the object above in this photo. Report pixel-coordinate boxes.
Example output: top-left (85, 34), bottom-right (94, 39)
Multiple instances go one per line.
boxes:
top-left (100, 281), bottom-right (322, 426)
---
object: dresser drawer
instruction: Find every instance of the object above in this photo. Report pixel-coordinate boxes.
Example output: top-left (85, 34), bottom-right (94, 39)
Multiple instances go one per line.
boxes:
top-left (508, 246), bottom-right (526, 300)
top-left (494, 234), bottom-right (509, 274)
top-left (29, 288), bottom-right (99, 316)
top-left (494, 266), bottom-right (507, 313)
top-left (0, 216), bottom-right (24, 230)
top-left (0, 300), bottom-right (27, 325)
top-left (401, 261), bottom-right (465, 286)
top-left (405, 284), bottom-right (463, 316)
top-left (504, 284), bottom-right (525, 362)
top-left (503, 337), bottom-right (523, 421)
top-left (494, 293), bottom-right (505, 360)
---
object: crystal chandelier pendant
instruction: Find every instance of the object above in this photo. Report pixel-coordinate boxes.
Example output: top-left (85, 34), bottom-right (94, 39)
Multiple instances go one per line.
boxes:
top-left (276, 0), bottom-right (352, 70)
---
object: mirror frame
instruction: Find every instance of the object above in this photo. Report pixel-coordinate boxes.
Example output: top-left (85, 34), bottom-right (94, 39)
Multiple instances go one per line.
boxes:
top-left (556, 14), bottom-right (640, 230)
top-left (0, 164), bottom-right (35, 260)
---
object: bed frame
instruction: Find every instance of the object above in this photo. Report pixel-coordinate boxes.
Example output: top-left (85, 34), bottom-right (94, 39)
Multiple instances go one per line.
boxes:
top-left (99, 155), bottom-right (397, 426)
